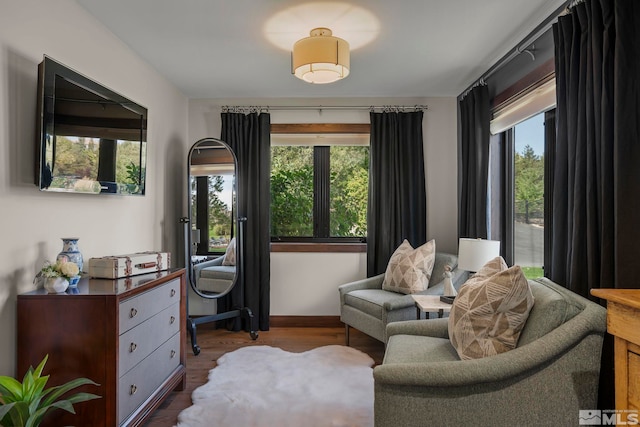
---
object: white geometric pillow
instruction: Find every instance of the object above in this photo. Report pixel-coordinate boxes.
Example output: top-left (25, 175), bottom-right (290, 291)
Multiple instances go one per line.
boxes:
top-left (222, 237), bottom-right (236, 266)
top-left (448, 263), bottom-right (535, 360)
top-left (382, 239), bottom-right (436, 294)
top-left (463, 256), bottom-right (508, 287)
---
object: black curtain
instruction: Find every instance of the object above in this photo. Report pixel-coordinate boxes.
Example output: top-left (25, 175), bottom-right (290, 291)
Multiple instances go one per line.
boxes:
top-left (367, 111), bottom-right (426, 277)
top-left (550, 0), bottom-right (640, 295)
top-left (220, 112), bottom-right (271, 331)
top-left (458, 84), bottom-right (491, 239)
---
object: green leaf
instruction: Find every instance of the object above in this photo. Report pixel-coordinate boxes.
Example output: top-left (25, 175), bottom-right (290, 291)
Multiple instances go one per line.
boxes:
top-left (0, 375), bottom-right (23, 399)
top-left (65, 392), bottom-right (101, 405)
top-left (26, 405), bottom-right (50, 427)
top-left (41, 378), bottom-right (99, 408)
top-left (0, 401), bottom-right (16, 419)
top-left (31, 355), bottom-right (48, 380)
top-left (4, 400), bottom-right (29, 426)
top-left (48, 399), bottom-right (75, 414)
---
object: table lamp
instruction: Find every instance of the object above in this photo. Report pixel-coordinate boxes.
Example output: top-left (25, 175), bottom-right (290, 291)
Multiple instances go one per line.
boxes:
top-left (458, 238), bottom-right (501, 274)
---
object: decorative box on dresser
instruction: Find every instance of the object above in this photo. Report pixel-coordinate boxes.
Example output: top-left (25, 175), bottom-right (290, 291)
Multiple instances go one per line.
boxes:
top-left (17, 269), bottom-right (186, 427)
top-left (590, 289), bottom-right (640, 413)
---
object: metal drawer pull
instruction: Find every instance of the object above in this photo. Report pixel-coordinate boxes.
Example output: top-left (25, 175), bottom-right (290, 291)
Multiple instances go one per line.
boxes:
top-left (170, 289), bottom-right (176, 297)
top-left (170, 349), bottom-right (176, 358)
top-left (170, 316), bottom-right (176, 324)
top-left (129, 342), bottom-right (137, 353)
top-left (130, 384), bottom-right (137, 395)
top-left (129, 307), bottom-right (138, 318)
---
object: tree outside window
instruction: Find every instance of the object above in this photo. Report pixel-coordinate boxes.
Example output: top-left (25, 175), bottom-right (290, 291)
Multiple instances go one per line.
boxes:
top-left (513, 113), bottom-right (545, 278)
top-left (271, 144), bottom-right (368, 241)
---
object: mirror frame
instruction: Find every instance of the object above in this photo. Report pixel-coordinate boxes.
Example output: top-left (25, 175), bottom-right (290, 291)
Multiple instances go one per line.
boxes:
top-left (183, 137), bottom-right (240, 299)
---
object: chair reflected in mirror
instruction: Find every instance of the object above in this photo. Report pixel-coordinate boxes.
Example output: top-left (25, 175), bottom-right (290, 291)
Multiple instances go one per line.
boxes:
top-left (181, 138), bottom-right (257, 355)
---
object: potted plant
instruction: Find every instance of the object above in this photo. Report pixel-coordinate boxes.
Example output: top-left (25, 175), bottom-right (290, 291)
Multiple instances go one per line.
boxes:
top-left (37, 260), bottom-right (80, 293)
top-left (0, 354), bottom-right (99, 427)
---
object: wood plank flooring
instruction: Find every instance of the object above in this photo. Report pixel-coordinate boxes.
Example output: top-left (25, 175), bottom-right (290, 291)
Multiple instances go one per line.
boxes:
top-left (144, 324), bottom-right (385, 426)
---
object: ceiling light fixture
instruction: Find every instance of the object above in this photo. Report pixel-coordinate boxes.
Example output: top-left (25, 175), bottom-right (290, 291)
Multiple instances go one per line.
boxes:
top-left (291, 27), bottom-right (350, 84)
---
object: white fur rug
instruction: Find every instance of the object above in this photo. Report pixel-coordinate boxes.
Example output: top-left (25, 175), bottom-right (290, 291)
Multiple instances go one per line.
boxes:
top-left (176, 345), bottom-right (374, 427)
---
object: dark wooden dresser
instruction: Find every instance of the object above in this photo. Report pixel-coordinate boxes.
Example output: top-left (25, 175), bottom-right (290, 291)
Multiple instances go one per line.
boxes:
top-left (591, 288), bottom-right (640, 413)
top-left (17, 269), bottom-right (186, 427)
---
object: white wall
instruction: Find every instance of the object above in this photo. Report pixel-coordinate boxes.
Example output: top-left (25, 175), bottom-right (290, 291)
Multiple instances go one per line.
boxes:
top-left (0, 0), bottom-right (459, 375)
top-left (188, 97), bottom-right (458, 316)
top-left (0, 0), bottom-right (189, 376)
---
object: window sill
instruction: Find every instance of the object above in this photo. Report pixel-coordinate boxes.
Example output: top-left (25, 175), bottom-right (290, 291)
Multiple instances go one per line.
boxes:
top-left (270, 242), bottom-right (367, 253)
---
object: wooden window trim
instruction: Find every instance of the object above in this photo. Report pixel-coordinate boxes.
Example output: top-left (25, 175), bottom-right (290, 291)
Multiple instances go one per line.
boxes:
top-left (271, 123), bottom-right (370, 134)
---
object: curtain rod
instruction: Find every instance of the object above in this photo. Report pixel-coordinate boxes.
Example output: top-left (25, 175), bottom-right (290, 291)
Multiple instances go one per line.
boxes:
top-left (460, 0), bottom-right (571, 97)
top-left (222, 105), bottom-right (428, 113)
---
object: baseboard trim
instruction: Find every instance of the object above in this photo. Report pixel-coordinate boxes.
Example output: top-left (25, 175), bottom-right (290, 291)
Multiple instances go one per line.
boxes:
top-left (269, 316), bottom-right (343, 328)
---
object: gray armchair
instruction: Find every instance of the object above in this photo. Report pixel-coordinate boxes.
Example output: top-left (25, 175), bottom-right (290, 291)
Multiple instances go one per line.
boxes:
top-left (373, 277), bottom-right (607, 426)
top-left (338, 252), bottom-right (466, 344)
top-left (192, 256), bottom-right (235, 295)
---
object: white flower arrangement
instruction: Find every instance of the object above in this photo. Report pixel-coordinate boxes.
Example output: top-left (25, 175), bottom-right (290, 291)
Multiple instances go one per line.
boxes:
top-left (39, 260), bottom-right (80, 280)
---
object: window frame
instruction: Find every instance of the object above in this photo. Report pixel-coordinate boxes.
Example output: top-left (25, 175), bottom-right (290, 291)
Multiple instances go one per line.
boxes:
top-left (270, 123), bottom-right (370, 250)
top-left (489, 59), bottom-right (556, 273)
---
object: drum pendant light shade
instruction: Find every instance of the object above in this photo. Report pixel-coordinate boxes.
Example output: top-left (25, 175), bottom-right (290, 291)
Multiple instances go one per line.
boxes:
top-left (292, 28), bottom-right (350, 84)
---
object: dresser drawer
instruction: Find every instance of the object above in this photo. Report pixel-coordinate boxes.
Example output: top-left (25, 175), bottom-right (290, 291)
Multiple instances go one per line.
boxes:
top-left (118, 302), bottom-right (180, 378)
top-left (119, 278), bottom-right (180, 333)
top-left (118, 331), bottom-right (181, 425)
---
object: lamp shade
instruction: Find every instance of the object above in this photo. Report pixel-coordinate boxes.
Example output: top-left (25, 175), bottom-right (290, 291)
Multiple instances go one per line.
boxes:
top-left (292, 28), bottom-right (350, 84)
top-left (458, 238), bottom-right (501, 272)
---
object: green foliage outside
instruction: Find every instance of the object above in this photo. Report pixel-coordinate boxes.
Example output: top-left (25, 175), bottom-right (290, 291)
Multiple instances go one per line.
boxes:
top-left (208, 176), bottom-right (232, 249)
top-left (191, 175), bottom-right (233, 253)
top-left (521, 266), bottom-right (544, 279)
top-left (329, 146), bottom-right (369, 237)
top-left (514, 144), bottom-right (544, 224)
top-left (270, 145), bottom-right (368, 238)
top-left (48, 137), bottom-right (144, 193)
top-left (271, 146), bottom-right (314, 236)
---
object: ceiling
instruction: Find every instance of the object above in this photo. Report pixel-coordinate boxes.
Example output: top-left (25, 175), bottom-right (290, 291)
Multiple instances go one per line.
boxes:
top-left (75, 0), bottom-right (565, 100)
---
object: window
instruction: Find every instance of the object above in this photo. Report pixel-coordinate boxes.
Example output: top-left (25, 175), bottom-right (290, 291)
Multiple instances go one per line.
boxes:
top-left (512, 113), bottom-right (545, 278)
top-left (191, 173), bottom-right (235, 254)
top-left (270, 124), bottom-right (369, 243)
top-left (488, 59), bottom-right (555, 278)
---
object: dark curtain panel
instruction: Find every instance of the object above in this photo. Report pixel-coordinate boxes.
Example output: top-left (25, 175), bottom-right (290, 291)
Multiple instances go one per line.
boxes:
top-left (458, 84), bottom-right (490, 239)
top-left (550, 0), bottom-right (640, 295)
top-left (488, 132), bottom-right (508, 259)
top-left (220, 112), bottom-right (271, 331)
top-left (367, 111), bottom-right (426, 277)
top-left (543, 109), bottom-right (556, 280)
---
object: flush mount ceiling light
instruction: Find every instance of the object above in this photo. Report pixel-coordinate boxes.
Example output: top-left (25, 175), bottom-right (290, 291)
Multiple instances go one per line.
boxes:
top-left (292, 27), bottom-right (350, 84)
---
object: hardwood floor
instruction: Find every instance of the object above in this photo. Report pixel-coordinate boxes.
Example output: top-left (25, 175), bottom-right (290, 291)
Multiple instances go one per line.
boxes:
top-left (144, 324), bottom-right (385, 426)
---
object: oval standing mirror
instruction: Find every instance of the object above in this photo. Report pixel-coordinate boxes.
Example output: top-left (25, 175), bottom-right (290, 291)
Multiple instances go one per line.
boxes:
top-left (182, 138), bottom-right (257, 355)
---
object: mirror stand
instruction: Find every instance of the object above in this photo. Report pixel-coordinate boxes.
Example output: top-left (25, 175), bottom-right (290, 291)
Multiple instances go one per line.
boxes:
top-left (181, 217), bottom-right (257, 355)
top-left (182, 137), bottom-right (258, 356)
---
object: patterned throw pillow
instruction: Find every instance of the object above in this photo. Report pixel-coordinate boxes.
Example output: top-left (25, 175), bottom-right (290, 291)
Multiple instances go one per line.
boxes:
top-left (222, 237), bottom-right (236, 266)
top-left (448, 260), bottom-right (534, 360)
top-left (382, 239), bottom-right (436, 294)
top-left (463, 255), bottom-right (508, 287)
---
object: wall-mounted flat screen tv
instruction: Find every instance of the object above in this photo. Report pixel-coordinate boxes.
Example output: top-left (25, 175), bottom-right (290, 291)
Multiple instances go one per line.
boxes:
top-left (35, 56), bottom-right (147, 195)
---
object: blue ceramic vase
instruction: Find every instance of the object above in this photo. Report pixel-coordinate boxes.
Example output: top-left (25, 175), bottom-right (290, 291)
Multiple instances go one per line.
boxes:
top-left (56, 237), bottom-right (83, 287)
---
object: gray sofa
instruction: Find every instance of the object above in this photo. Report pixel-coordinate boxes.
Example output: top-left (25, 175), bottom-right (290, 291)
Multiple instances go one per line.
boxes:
top-left (374, 277), bottom-right (607, 426)
top-left (338, 252), bottom-right (467, 344)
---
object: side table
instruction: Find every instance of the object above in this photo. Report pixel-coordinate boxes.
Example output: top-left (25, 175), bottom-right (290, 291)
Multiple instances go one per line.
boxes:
top-left (412, 295), bottom-right (453, 319)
